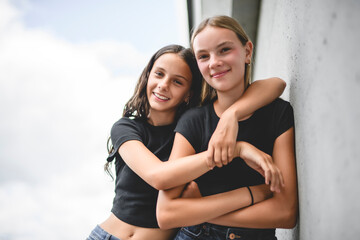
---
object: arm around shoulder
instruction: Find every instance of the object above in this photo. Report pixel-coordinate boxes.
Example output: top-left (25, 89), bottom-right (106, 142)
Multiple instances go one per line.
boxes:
top-left (230, 77), bottom-right (286, 120)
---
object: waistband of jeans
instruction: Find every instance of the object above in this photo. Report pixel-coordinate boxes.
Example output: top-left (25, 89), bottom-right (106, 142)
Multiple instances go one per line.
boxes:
top-left (91, 225), bottom-right (122, 240)
top-left (202, 222), bottom-right (275, 234)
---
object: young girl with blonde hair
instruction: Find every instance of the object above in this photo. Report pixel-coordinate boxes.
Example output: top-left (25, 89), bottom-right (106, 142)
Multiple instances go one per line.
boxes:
top-left (157, 16), bottom-right (298, 240)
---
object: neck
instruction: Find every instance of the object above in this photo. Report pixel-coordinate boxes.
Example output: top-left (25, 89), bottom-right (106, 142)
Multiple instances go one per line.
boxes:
top-left (214, 86), bottom-right (245, 117)
top-left (147, 110), bottom-right (175, 126)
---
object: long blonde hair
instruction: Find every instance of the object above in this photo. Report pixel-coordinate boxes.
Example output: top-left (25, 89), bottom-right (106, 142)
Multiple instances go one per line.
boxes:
top-left (190, 15), bottom-right (253, 104)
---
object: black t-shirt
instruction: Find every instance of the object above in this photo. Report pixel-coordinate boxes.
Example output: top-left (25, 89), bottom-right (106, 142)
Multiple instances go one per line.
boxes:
top-left (175, 98), bottom-right (294, 196)
top-left (107, 117), bottom-right (175, 228)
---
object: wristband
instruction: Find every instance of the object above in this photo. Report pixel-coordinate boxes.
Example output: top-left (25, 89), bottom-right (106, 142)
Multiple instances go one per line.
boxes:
top-left (246, 186), bottom-right (254, 206)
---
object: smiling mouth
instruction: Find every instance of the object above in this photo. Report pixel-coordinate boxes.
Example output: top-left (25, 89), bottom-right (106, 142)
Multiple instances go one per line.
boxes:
top-left (210, 69), bottom-right (230, 78)
top-left (153, 92), bottom-right (170, 101)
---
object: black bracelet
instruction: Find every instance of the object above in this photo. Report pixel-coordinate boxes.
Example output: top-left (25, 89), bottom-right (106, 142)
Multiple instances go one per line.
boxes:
top-left (246, 186), bottom-right (254, 206)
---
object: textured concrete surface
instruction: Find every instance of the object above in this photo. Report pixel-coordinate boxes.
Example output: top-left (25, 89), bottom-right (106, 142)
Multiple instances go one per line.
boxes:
top-left (253, 0), bottom-right (360, 239)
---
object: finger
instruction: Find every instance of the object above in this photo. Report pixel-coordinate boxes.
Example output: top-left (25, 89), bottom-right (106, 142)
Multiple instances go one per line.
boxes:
top-left (274, 167), bottom-right (283, 192)
top-left (262, 160), bottom-right (271, 185)
top-left (275, 167), bottom-right (285, 192)
top-left (227, 145), bottom-right (234, 164)
top-left (214, 147), bottom-right (223, 168)
top-left (221, 147), bottom-right (228, 166)
top-left (269, 163), bottom-right (281, 193)
top-left (266, 160), bottom-right (278, 192)
top-left (279, 168), bottom-right (285, 187)
top-left (264, 156), bottom-right (275, 188)
top-left (188, 181), bottom-right (197, 190)
top-left (206, 147), bottom-right (215, 170)
top-left (206, 156), bottom-right (215, 170)
top-left (274, 172), bottom-right (281, 193)
top-left (271, 170), bottom-right (278, 192)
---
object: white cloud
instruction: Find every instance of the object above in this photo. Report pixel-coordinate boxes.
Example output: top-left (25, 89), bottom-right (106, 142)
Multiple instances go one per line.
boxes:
top-left (0, 161), bottom-right (115, 239)
top-left (0, 0), bottom-right (21, 32)
top-left (0, 0), bottom-right (149, 238)
top-left (80, 40), bottom-right (149, 76)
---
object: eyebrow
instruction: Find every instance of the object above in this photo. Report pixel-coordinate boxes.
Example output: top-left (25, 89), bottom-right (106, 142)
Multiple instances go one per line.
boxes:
top-left (156, 67), bottom-right (190, 82)
top-left (195, 41), bottom-right (234, 55)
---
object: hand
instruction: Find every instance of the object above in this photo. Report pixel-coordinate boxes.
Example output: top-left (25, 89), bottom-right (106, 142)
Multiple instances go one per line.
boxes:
top-left (207, 110), bottom-right (238, 168)
top-left (181, 181), bottom-right (202, 198)
top-left (237, 142), bottom-right (285, 192)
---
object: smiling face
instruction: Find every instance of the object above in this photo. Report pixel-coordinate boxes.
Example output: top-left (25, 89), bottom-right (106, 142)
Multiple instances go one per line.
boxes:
top-left (192, 26), bottom-right (252, 96)
top-left (146, 53), bottom-right (192, 124)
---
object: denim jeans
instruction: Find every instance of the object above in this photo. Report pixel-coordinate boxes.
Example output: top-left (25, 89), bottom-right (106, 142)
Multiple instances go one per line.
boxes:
top-left (174, 223), bottom-right (277, 240)
top-left (86, 225), bottom-right (121, 240)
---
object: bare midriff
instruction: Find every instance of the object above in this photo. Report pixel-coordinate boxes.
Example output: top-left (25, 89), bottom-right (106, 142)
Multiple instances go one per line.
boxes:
top-left (100, 213), bottom-right (177, 240)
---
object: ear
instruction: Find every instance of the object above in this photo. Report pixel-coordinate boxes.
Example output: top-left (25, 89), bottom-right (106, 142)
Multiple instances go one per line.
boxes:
top-left (184, 91), bottom-right (192, 103)
top-left (245, 41), bottom-right (253, 64)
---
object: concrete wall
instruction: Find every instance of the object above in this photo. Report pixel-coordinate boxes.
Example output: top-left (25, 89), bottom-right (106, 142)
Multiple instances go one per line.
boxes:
top-left (188, 0), bottom-right (360, 239)
top-left (232, 0), bottom-right (261, 50)
top-left (188, 0), bottom-right (232, 28)
top-left (254, 0), bottom-right (360, 239)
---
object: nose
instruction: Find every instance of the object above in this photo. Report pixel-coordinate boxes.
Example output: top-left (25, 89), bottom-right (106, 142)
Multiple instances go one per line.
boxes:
top-left (209, 54), bottom-right (222, 69)
top-left (158, 78), bottom-right (170, 91)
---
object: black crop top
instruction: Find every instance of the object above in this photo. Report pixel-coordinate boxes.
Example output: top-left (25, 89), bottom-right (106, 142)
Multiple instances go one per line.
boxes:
top-left (174, 98), bottom-right (294, 196)
top-left (107, 117), bottom-right (175, 228)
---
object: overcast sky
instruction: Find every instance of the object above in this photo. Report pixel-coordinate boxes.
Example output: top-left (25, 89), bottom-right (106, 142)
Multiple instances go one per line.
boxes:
top-left (0, 0), bottom-right (187, 239)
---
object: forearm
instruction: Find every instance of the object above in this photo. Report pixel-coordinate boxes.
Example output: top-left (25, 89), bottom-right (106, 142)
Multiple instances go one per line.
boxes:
top-left (119, 140), bottom-right (210, 191)
top-left (157, 187), bottom-right (252, 229)
top-left (227, 78), bottom-right (286, 120)
top-left (208, 194), bottom-right (298, 229)
top-left (153, 152), bottom-right (210, 190)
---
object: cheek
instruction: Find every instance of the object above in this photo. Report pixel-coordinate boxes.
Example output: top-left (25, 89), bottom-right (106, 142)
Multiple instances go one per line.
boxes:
top-left (145, 85), bottom-right (151, 100)
top-left (197, 61), bottom-right (208, 74)
top-left (146, 80), bottom-right (154, 96)
top-left (229, 54), bottom-right (245, 71)
top-left (147, 77), bottom-right (157, 89)
top-left (234, 49), bottom-right (247, 64)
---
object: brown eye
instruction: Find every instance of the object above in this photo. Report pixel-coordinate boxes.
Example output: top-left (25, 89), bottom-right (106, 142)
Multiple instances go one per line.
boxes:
top-left (220, 47), bottom-right (231, 53)
top-left (197, 54), bottom-right (208, 60)
top-left (173, 79), bottom-right (183, 85)
top-left (155, 71), bottom-right (164, 77)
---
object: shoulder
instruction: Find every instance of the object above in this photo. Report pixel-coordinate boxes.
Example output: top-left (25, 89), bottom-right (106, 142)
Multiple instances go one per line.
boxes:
top-left (108, 117), bottom-right (147, 162)
top-left (112, 117), bottom-right (145, 132)
top-left (110, 117), bottom-right (147, 143)
top-left (268, 98), bottom-right (292, 109)
top-left (258, 98), bottom-right (293, 116)
top-left (114, 116), bottom-right (141, 126)
top-left (174, 104), bottom-right (212, 152)
top-left (266, 98), bottom-right (294, 137)
top-left (176, 104), bottom-right (211, 131)
top-left (178, 104), bottom-right (211, 122)
top-left (272, 98), bottom-right (293, 116)
top-left (175, 104), bottom-right (213, 134)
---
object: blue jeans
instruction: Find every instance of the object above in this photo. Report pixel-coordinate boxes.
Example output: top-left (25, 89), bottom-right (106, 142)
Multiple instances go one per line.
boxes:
top-left (86, 225), bottom-right (121, 240)
top-left (174, 223), bottom-right (277, 240)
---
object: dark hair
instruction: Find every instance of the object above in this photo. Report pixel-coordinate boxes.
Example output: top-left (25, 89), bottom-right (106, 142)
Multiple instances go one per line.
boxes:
top-left (105, 44), bottom-right (202, 178)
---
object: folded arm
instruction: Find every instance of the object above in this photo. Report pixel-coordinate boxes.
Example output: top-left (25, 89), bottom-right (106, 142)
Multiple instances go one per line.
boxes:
top-left (208, 128), bottom-right (298, 229)
top-left (156, 133), bottom-right (280, 230)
